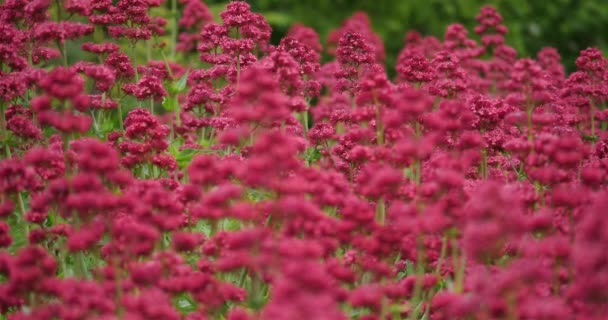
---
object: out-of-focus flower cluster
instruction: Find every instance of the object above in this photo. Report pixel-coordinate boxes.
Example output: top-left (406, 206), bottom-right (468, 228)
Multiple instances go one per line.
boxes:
top-left (1, 1), bottom-right (607, 319)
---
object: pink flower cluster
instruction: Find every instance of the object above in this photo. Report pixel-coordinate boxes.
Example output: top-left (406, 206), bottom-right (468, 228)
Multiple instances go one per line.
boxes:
top-left (1, 1), bottom-right (608, 319)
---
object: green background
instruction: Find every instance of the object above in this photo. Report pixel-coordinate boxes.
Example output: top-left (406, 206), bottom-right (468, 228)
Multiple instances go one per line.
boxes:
top-left (205, 0), bottom-right (608, 75)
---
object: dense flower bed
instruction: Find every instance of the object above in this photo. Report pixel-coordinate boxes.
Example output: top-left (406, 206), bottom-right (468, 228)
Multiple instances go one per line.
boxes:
top-left (1, 1), bottom-right (608, 319)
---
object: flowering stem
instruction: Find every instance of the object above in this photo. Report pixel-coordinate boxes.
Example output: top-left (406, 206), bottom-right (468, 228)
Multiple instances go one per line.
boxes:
top-left (434, 235), bottom-right (448, 275)
top-left (62, 41), bottom-right (68, 66)
top-left (453, 239), bottom-right (466, 293)
top-left (75, 251), bottom-right (89, 278)
top-left (375, 198), bottom-right (385, 225)
top-left (237, 267), bottom-right (248, 288)
top-left (58, 241), bottom-right (68, 276)
top-left (552, 259), bottom-right (561, 295)
top-left (131, 44), bottom-right (139, 80)
top-left (113, 259), bottom-right (124, 317)
top-left (414, 121), bottom-right (422, 185)
top-left (590, 98), bottom-right (596, 147)
top-left (117, 102), bottom-right (124, 131)
top-left (90, 109), bottom-right (100, 132)
top-left (525, 87), bottom-right (534, 142)
top-left (480, 147), bottom-right (488, 179)
top-left (533, 181), bottom-right (545, 208)
top-left (16, 192), bottom-right (29, 246)
top-left (171, 0), bottom-right (178, 58)
top-left (55, 0), bottom-right (62, 20)
top-left (414, 160), bottom-right (421, 186)
top-left (409, 235), bottom-right (425, 320)
top-left (248, 273), bottom-right (265, 309)
top-left (162, 232), bottom-right (169, 250)
top-left (375, 96), bottom-right (384, 145)
top-left (236, 53), bottom-right (241, 89)
top-left (301, 110), bottom-right (309, 136)
top-left (170, 117), bottom-right (175, 144)
top-left (506, 291), bottom-right (517, 320)
top-left (0, 102), bottom-right (6, 142)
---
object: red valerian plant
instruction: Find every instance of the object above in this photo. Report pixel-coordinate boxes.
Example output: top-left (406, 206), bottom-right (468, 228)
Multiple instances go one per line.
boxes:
top-left (0, 1), bottom-right (608, 319)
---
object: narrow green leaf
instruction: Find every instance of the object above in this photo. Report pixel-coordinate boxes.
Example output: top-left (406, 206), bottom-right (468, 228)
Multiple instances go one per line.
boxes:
top-left (174, 69), bottom-right (190, 93)
top-left (162, 96), bottom-right (176, 111)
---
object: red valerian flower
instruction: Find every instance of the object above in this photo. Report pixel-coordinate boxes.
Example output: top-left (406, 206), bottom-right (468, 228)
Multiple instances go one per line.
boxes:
top-left (0, 3), bottom-right (607, 320)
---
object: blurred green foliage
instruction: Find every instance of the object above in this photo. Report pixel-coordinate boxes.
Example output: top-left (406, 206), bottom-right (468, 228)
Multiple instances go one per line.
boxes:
top-left (206, 0), bottom-right (608, 74)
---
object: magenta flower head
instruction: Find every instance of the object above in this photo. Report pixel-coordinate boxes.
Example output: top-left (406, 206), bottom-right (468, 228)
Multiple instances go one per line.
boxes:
top-left (220, 1), bottom-right (271, 50)
top-left (328, 11), bottom-right (385, 62)
top-left (396, 48), bottom-right (436, 84)
top-left (334, 32), bottom-right (376, 95)
top-left (287, 23), bottom-right (323, 53)
top-left (463, 181), bottom-right (528, 263)
top-left (474, 5), bottom-right (508, 48)
top-left (122, 74), bottom-right (167, 101)
top-left (227, 65), bottom-right (291, 127)
top-left (39, 67), bottom-right (85, 101)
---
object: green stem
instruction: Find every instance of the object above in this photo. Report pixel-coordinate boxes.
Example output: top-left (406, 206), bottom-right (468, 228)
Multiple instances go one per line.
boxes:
top-left (113, 259), bottom-right (124, 317)
top-left (375, 198), bottom-right (386, 225)
top-left (552, 258), bottom-right (561, 295)
top-left (90, 109), bottom-right (99, 133)
top-left (302, 110), bottom-right (309, 136)
top-left (131, 44), bottom-right (139, 81)
top-left (237, 267), bottom-right (248, 288)
top-left (162, 231), bottom-right (169, 250)
top-left (171, 0), bottom-right (178, 58)
top-left (480, 147), bottom-right (487, 179)
top-left (435, 235), bottom-right (448, 275)
top-left (174, 100), bottom-right (181, 131)
top-left (55, 0), bottom-right (62, 20)
top-left (58, 242), bottom-right (68, 277)
top-left (62, 41), bottom-right (68, 66)
top-left (414, 159), bottom-right (421, 185)
top-left (75, 251), bottom-right (89, 278)
top-left (117, 102), bottom-right (124, 130)
top-left (453, 240), bottom-right (465, 294)
top-left (525, 86), bottom-right (534, 142)
top-left (590, 98), bottom-right (596, 147)
top-left (0, 102), bottom-right (6, 142)
top-left (169, 113), bottom-right (175, 144)
top-left (236, 51), bottom-right (241, 88)
top-left (375, 96), bottom-right (384, 145)
top-left (16, 192), bottom-right (29, 239)
top-left (409, 235), bottom-right (426, 320)
top-left (414, 121), bottom-right (422, 185)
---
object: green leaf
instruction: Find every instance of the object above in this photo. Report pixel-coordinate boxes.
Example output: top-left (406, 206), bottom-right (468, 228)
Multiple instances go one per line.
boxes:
top-left (168, 69), bottom-right (190, 95)
top-left (100, 116), bottom-right (116, 134)
top-left (223, 218), bottom-right (241, 231)
top-left (582, 134), bottom-right (599, 142)
top-left (7, 212), bottom-right (27, 254)
top-left (173, 293), bottom-right (197, 315)
top-left (304, 147), bottom-right (322, 164)
top-left (174, 69), bottom-right (190, 93)
top-left (162, 96), bottom-right (176, 112)
top-left (168, 139), bottom-right (181, 157)
top-left (406, 261), bottom-right (415, 276)
top-left (176, 148), bottom-right (198, 168)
